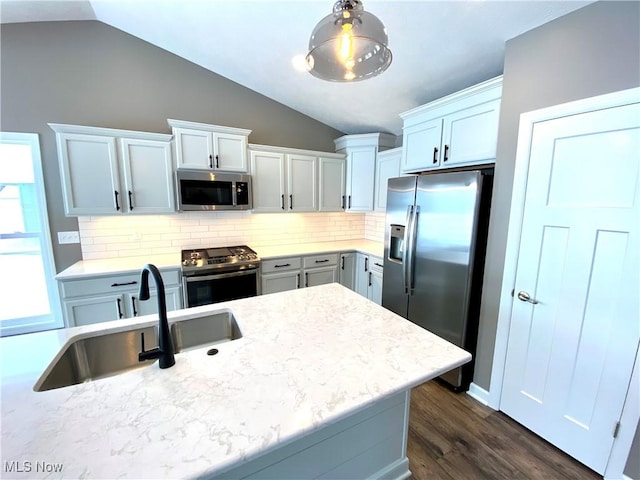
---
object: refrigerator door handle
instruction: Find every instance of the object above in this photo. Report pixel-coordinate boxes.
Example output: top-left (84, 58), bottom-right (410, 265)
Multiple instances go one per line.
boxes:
top-left (403, 205), bottom-right (413, 294)
top-left (407, 205), bottom-right (419, 295)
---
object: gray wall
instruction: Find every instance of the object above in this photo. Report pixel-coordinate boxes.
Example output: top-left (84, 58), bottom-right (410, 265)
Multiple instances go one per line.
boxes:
top-left (0, 21), bottom-right (343, 271)
top-left (471, 1), bottom-right (639, 476)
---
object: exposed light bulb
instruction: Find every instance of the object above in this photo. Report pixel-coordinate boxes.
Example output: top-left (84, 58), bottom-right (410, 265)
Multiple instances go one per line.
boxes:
top-left (337, 23), bottom-right (354, 65)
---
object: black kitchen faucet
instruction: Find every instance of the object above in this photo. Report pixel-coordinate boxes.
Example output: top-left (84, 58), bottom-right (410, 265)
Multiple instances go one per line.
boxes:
top-left (138, 264), bottom-right (175, 369)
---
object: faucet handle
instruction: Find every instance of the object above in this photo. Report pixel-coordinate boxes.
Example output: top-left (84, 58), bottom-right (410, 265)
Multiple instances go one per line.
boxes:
top-left (138, 331), bottom-right (161, 362)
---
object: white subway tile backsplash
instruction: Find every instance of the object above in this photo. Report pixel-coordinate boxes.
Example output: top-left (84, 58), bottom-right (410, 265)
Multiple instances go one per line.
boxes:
top-left (78, 212), bottom-right (369, 259)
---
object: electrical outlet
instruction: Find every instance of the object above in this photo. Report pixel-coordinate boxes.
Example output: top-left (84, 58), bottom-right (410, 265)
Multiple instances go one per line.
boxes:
top-left (57, 231), bottom-right (80, 244)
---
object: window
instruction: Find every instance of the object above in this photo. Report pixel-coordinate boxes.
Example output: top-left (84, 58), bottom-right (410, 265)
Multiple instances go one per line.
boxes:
top-left (0, 132), bottom-right (63, 336)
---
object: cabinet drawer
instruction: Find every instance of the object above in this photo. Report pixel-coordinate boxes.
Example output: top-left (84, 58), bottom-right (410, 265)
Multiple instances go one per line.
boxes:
top-left (370, 256), bottom-right (384, 273)
top-left (261, 257), bottom-right (301, 274)
top-left (303, 253), bottom-right (338, 268)
top-left (60, 269), bottom-right (181, 298)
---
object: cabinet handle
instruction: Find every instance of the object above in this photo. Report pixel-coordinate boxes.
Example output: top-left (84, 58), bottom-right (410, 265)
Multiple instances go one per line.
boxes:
top-left (128, 190), bottom-right (133, 210)
top-left (289, 194), bottom-right (293, 210)
top-left (274, 263), bottom-right (291, 268)
top-left (111, 281), bottom-right (137, 287)
top-left (281, 194), bottom-right (285, 210)
top-left (369, 271), bottom-right (372, 287)
top-left (114, 190), bottom-right (120, 211)
top-left (305, 272), bottom-right (309, 287)
top-left (348, 195), bottom-right (352, 209)
top-left (131, 296), bottom-right (138, 316)
top-left (315, 259), bottom-right (329, 264)
top-left (374, 262), bottom-right (384, 268)
top-left (296, 273), bottom-right (300, 289)
top-left (433, 147), bottom-right (438, 164)
top-left (444, 145), bottom-right (449, 162)
top-left (341, 257), bottom-right (345, 270)
top-left (341, 195), bottom-right (345, 210)
top-left (209, 154), bottom-right (213, 168)
top-left (215, 155), bottom-right (219, 169)
top-left (116, 298), bottom-right (124, 319)
top-left (365, 257), bottom-right (369, 272)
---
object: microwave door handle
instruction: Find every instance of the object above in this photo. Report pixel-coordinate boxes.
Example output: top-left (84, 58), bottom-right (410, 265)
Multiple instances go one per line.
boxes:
top-left (231, 181), bottom-right (238, 207)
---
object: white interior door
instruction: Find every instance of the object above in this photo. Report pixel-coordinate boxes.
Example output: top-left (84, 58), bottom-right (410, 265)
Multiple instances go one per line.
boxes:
top-left (500, 101), bottom-right (640, 474)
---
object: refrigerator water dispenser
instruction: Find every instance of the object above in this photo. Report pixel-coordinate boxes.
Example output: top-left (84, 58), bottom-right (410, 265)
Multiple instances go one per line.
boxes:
top-left (389, 225), bottom-right (405, 262)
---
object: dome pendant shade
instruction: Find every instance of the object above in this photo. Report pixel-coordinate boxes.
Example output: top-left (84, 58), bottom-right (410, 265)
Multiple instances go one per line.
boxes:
top-left (306, 0), bottom-right (392, 82)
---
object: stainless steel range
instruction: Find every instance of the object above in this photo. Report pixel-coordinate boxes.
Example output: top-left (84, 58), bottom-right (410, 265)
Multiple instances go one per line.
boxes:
top-left (181, 245), bottom-right (260, 308)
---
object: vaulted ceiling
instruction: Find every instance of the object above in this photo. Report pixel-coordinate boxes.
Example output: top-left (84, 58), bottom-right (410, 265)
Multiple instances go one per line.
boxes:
top-left (1, 0), bottom-right (592, 135)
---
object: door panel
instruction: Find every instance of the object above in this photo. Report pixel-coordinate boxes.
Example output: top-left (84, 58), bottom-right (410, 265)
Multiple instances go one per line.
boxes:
top-left (407, 172), bottom-right (481, 346)
top-left (501, 102), bottom-right (640, 474)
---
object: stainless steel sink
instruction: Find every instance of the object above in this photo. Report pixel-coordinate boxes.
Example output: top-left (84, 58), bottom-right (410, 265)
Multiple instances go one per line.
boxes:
top-left (34, 311), bottom-right (242, 392)
top-left (171, 311), bottom-right (242, 353)
top-left (34, 326), bottom-right (158, 392)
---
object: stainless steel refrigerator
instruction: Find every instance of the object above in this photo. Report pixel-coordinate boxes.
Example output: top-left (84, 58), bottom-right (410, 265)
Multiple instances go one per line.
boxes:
top-left (382, 169), bottom-right (493, 391)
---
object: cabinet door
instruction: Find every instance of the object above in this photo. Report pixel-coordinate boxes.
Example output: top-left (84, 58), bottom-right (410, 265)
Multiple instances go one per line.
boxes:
top-left (368, 270), bottom-right (383, 305)
top-left (287, 154), bottom-right (317, 212)
top-left (174, 127), bottom-right (214, 170)
top-left (120, 138), bottom-right (175, 214)
top-left (261, 271), bottom-right (300, 295)
top-left (250, 150), bottom-right (287, 212)
top-left (354, 253), bottom-right (370, 297)
top-left (339, 252), bottom-right (356, 291)
top-left (401, 118), bottom-right (443, 173)
top-left (375, 149), bottom-right (401, 211)
top-left (63, 294), bottom-right (125, 327)
top-left (127, 286), bottom-right (182, 317)
top-left (346, 147), bottom-right (376, 212)
top-left (318, 157), bottom-right (346, 212)
top-left (213, 132), bottom-right (248, 173)
top-left (56, 133), bottom-right (121, 215)
top-left (441, 99), bottom-right (500, 167)
top-left (304, 266), bottom-right (337, 288)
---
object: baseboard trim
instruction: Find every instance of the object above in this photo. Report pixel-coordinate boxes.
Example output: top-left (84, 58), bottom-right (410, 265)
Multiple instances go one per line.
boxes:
top-left (467, 382), bottom-right (492, 408)
top-left (368, 457), bottom-right (410, 480)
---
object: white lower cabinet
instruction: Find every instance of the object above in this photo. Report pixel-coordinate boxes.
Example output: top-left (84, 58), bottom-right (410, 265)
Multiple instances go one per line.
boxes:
top-left (58, 269), bottom-right (182, 327)
top-left (339, 252), bottom-right (356, 290)
top-left (261, 254), bottom-right (338, 295)
top-left (355, 253), bottom-right (384, 305)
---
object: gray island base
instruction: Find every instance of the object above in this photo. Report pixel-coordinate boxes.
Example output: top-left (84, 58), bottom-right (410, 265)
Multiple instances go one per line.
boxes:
top-left (1, 283), bottom-right (470, 479)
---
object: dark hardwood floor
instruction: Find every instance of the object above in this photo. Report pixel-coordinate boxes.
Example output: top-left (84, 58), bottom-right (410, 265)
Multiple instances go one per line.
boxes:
top-left (407, 380), bottom-right (601, 480)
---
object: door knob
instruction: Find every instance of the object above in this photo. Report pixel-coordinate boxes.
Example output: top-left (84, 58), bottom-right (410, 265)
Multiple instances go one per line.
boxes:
top-left (517, 291), bottom-right (539, 304)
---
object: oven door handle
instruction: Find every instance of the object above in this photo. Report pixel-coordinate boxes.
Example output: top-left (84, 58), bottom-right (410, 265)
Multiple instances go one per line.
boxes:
top-left (184, 269), bottom-right (257, 282)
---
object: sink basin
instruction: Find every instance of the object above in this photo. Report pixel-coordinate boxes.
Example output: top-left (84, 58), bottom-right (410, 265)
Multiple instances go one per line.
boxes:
top-left (34, 326), bottom-right (157, 392)
top-left (171, 311), bottom-right (242, 353)
top-left (34, 311), bottom-right (243, 392)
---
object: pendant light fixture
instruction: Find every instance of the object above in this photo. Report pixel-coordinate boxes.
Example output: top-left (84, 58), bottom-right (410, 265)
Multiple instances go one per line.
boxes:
top-left (306, 0), bottom-right (392, 82)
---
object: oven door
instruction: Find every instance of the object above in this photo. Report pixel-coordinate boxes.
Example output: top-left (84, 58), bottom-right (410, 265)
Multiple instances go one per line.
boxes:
top-left (183, 267), bottom-right (259, 308)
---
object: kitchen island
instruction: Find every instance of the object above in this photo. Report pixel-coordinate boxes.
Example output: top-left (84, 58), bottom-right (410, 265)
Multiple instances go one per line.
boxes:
top-left (1, 283), bottom-right (470, 479)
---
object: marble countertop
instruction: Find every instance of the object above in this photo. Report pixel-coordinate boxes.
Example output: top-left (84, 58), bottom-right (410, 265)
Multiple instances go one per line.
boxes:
top-left (1, 283), bottom-right (470, 479)
top-left (55, 240), bottom-right (384, 280)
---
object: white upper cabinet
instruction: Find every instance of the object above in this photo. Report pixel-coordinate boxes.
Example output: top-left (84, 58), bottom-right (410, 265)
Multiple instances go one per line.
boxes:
top-left (120, 138), bottom-right (174, 214)
top-left (400, 76), bottom-right (502, 173)
top-left (318, 157), bottom-right (346, 212)
top-left (50, 124), bottom-right (174, 216)
top-left (250, 148), bottom-right (286, 213)
top-left (168, 119), bottom-right (251, 173)
top-left (287, 153), bottom-right (317, 212)
top-left (250, 144), bottom-right (344, 213)
top-left (374, 147), bottom-right (402, 211)
top-left (334, 133), bottom-right (396, 213)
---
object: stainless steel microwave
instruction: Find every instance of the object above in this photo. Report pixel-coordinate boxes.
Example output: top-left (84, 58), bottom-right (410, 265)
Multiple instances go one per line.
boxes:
top-left (176, 171), bottom-right (252, 211)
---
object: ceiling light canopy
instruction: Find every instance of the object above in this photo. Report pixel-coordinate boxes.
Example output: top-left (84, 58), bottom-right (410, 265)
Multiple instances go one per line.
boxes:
top-left (306, 0), bottom-right (392, 82)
